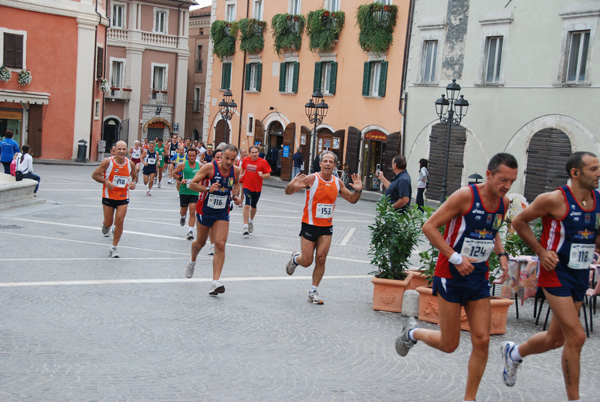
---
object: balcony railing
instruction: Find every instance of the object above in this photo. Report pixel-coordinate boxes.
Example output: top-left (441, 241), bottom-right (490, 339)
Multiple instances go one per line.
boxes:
top-left (108, 29), bottom-right (128, 41)
top-left (108, 29), bottom-right (179, 49)
top-left (151, 89), bottom-right (168, 103)
top-left (106, 87), bottom-right (132, 100)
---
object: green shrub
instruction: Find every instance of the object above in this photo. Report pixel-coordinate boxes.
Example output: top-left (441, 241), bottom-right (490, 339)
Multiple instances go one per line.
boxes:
top-left (306, 10), bottom-right (345, 52)
top-left (211, 20), bottom-right (238, 59)
top-left (271, 13), bottom-right (305, 55)
top-left (356, 3), bottom-right (398, 54)
top-left (239, 18), bottom-right (266, 54)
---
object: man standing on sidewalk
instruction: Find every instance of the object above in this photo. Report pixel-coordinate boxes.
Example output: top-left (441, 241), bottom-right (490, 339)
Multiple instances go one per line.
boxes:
top-left (501, 151), bottom-right (600, 402)
top-left (91, 140), bottom-right (137, 258)
top-left (376, 155), bottom-right (411, 213)
top-left (240, 145), bottom-right (271, 235)
top-left (292, 146), bottom-right (303, 178)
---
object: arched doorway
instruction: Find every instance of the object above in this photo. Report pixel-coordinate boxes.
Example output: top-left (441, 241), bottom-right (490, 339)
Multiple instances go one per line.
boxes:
top-left (103, 117), bottom-right (120, 152)
top-left (361, 130), bottom-right (389, 191)
top-left (524, 128), bottom-right (571, 202)
top-left (266, 121), bottom-right (284, 176)
top-left (192, 128), bottom-right (200, 141)
top-left (214, 119), bottom-right (228, 146)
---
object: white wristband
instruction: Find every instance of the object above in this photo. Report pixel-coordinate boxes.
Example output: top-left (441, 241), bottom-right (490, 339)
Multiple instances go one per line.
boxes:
top-left (449, 252), bottom-right (463, 266)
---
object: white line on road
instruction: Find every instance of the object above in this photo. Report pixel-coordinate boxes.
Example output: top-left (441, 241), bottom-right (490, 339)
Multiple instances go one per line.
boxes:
top-left (340, 228), bottom-right (356, 246)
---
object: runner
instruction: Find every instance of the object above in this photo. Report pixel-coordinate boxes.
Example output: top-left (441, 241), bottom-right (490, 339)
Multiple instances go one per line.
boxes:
top-left (141, 140), bottom-right (158, 196)
top-left (142, 138), bottom-right (149, 151)
top-left (241, 145), bottom-right (271, 235)
top-left (91, 140), bottom-right (137, 258)
top-left (284, 151), bottom-right (363, 304)
top-left (394, 153), bottom-right (516, 402)
top-left (170, 144), bottom-right (187, 192)
top-left (167, 134), bottom-right (179, 184)
top-left (236, 148), bottom-right (247, 168)
top-left (185, 144), bottom-right (242, 296)
top-left (129, 140), bottom-right (142, 176)
top-left (174, 147), bottom-right (201, 240)
top-left (155, 137), bottom-right (166, 188)
top-left (501, 151), bottom-right (600, 402)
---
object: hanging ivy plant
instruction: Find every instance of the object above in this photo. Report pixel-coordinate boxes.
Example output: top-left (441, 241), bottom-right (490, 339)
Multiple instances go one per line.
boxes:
top-left (271, 13), bottom-right (305, 56)
top-left (211, 20), bottom-right (239, 60)
top-left (306, 9), bottom-right (345, 52)
top-left (239, 18), bottom-right (267, 54)
top-left (356, 3), bottom-right (398, 54)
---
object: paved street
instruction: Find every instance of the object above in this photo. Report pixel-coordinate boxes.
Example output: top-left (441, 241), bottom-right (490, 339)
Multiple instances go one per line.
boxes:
top-left (1, 164), bottom-right (600, 401)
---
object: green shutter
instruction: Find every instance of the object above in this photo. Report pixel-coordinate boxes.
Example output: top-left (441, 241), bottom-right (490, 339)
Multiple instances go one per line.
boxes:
top-left (378, 61), bottom-right (388, 97)
top-left (256, 63), bottom-right (262, 92)
top-left (279, 62), bottom-right (286, 92)
top-left (222, 62), bottom-right (231, 90)
top-left (292, 62), bottom-right (300, 93)
top-left (313, 62), bottom-right (322, 92)
top-left (329, 62), bottom-right (338, 95)
top-left (362, 62), bottom-right (371, 96)
top-left (245, 64), bottom-right (251, 91)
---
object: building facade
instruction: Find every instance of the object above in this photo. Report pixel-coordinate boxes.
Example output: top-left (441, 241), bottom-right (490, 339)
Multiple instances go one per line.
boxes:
top-left (0, 0), bottom-right (107, 161)
top-left (203, 0), bottom-right (412, 187)
top-left (104, 0), bottom-right (193, 152)
top-left (403, 0), bottom-right (600, 202)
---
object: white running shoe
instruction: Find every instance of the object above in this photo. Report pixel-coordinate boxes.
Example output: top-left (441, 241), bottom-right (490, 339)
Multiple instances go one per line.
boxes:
top-left (242, 228), bottom-right (249, 236)
top-left (501, 341), bottom-right (522, 387)
top-left (286, 251), bottom-right (300, 275)
top-left (185, 262), bottom-right (195, 278)
top-left (102, 224), bottom-right (110, 237)
top-left (395, 317), bottom-right (417, 357)
top-left (147, 191), bottom-right (151, 196)
top-left (109, 248), bottom-right (119, 258)
top-left (186, 230), bottom-right (194, 240)
top-left (158, 182), bottom-right (161, 188)
top-left (248, 222), bottom-right (254, 233)
top-left (209, 281), bottom-right (225, 296)
top-left (307, 291), bottom-right (324, 305)
top-left (154, 178), bottom-right (157, 184)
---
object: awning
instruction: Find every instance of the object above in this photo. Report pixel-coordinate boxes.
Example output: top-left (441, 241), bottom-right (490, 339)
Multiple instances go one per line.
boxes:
top-left (0, 89), bottom-right (50, 105)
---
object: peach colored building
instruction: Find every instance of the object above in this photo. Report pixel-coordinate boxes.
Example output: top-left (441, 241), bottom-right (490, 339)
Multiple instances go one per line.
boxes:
top-left (204, 0), bottom-right (411, 187)
top-left (0, 0), bottom-right (107, 161)
top-left (104, 0), bottom-right (194, 152)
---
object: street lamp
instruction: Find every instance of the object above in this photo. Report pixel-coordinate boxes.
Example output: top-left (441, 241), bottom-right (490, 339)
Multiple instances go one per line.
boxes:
top-left (435, 79), bottom-right (469, 202)
top-left (218, 90), bottom-right (237, 144)
top-left (304, 91), bottom-right (328, 172)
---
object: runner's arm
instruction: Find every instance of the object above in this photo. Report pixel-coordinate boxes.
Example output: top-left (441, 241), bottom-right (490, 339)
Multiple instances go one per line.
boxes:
top-left (285, 173), bottom-right (313, 194)
top-left (232, 166), bottom-right (242, 205)
top-left (141, 150), bottom-right (148, 165)
top-left (91, 159), bottom-right (113, 190)
top-left (187, 163), bottom-right (212, 192)
top-left (129, 160), bottom-right (137, 188)
top-left (173, 162), bottom-right (185, 176)
top-left (339, 174), bottom-right (362, 204)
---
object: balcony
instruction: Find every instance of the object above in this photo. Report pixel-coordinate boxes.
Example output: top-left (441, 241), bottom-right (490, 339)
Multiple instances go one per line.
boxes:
top-left (105, 87), bottom-right (132, 101)
top-left (108, 29), bottom-right (179, 49)
top-left (142, 32), bottom-right (178, 48)
top-left (151, 89), bottom-right (168, 104)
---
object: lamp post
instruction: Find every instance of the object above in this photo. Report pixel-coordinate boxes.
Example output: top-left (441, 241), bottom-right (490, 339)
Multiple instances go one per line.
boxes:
top-left (218, 90), bottom-right (237, 144)
top-left (434, 79), bottom-right (469, 203)
top-left (304, 91), bottom-right (328, 172)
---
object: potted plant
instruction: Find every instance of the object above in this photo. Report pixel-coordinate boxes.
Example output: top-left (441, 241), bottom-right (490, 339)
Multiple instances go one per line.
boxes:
top-left (17, 69), bottom-right (32, 86)
top-left (271, 13), bottom-right (305, 55)
top-left (356, 3), bottom-right (398, 54)
top-left (210, 20), bottom-right (239, 60)
top-left (0, 65), bottom-right (11, 83)
top-left (369, 197), bottom-right (424, 312)
top-left (99, 78), bottom-right (110, 93)
top-left (306, 9), bottom-right (345, 52)
top-left (239, 18), bottom-right (267, 54)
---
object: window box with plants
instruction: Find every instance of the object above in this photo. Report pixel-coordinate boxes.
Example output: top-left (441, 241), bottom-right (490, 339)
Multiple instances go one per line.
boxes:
top-left (211, 20), bottom-right (239, 60)
top-left (356, 3), bottom-right (398, 54)
top-left (0, 65), bottom-right (11, 83)
top-left (369, 197), bottom-right (424, 313)
top-left (271, 13), bottom-right (305, 56)
top-left (239, 18), bottom-right (267, 54)
top-left (306, 9), bottom-right (345, 52)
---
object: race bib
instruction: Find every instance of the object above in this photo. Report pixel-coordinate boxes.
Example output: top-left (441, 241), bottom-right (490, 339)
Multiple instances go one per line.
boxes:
top-left (113, 175), bottom-right (129, 188)
top-left (207, 194), bottom-right (228, 209)
top-left (146, 157), bottom-right (156, 165)
top-left (568, 243), bottom-right (595, 269)
top-left (316, 203), bottom-right (334, 219)
top-left (159, 155), bottom-right (163, 161)
top-left (460, 238), bottom-right (495, 263)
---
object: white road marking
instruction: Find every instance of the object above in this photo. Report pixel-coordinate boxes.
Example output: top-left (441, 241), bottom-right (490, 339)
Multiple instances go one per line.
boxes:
top-left (340, 228), bottom-right (356, 246)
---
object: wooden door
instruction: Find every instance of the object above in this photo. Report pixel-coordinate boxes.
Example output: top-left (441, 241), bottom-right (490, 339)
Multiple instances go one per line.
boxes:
top-left (214, 119), bottom-right (227, 146)
top-left (346, 126), bottom-right (361, 174)
top-left (28, 104), bottom-right (43, 157)
top-left (427, 124), bottom-right (466, 201)
top-left (332, 129), bottom-right (345, 166)
top-left (281, 122), bottom-right (295, 181)
top-left (301, 126), bottom-right (311, 173)
top-left (255, 119), bottom-right (264, 147)
top-left (382, 132), bottom-right (400, 181)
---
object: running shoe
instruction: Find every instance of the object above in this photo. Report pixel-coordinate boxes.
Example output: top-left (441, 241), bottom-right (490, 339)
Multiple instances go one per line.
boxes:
top-left (186, 230), bottom-right (194, 240)
top-left (185, 261), bottom-right (195, 278)
top-left (110, 226), bottom-right (115, 237)
top-left (248, 222), bottom-right (254, 233)
top-left (158, 182), bottom-right (161, 188)
top-left (154, 178), bottom-right (157, 184)
top-left (242, 228), bottom-right (249, 236)
top-left (102, 224), bottom-right (110, 237)
top-left (208, 281), bottom-right (225, 296)
top-left (180, 216), bottom-right (186, 226)
top-left (395, 317), bottom-right (417, 357)
top-left (208, 245), bottom-right (215, 256)
top-left (501, 341), bottom-right (521, 387)
top-left (308, 291), bottom-right (324, 305)
top-left (286, 251), bottom-right (300, 275)
top-left (109, 248), bottom-right (119, 258)
top-left (147, 191), bottom-right (152, 196)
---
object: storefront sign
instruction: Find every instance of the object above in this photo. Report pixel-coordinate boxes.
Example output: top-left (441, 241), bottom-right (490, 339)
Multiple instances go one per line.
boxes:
top-left (149, 122), bottom-right (164, 129)
top-left (283, 145), bottom-right (290, 158)
top-left (365, 130), bottom-right (387, 142)
top-left (0, 110), bottom-right (23, 120)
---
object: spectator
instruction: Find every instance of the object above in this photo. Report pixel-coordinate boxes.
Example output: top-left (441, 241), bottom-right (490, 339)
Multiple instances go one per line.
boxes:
top-left (1, 129), bottom-right (20, 174)
top-left (15, 145), bottom-right (41, 196)
top-left (416, 158), bottom-right (429, 211)
top-left (292, 146), bottom-right (303, 178)
top-left (377, 155), bottom-right (412, 213)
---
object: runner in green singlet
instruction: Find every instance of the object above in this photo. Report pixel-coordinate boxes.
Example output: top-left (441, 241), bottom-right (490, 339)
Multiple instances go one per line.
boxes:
top-left (155, 138), bottom-right (166, 188)
top-left (174, 147), bottom-right (201, 240)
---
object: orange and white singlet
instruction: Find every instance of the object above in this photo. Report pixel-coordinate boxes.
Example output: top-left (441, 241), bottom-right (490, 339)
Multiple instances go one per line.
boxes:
top-left (103, 156), bottom-right (131, 200)
top-left (302, 173), bottom-right (341, 227)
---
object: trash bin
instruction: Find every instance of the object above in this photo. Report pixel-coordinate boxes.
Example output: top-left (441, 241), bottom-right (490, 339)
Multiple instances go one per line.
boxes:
top-left (76, 139), bottom-right (87, 163)
top-left (97, 140), bottom-right (106, 161)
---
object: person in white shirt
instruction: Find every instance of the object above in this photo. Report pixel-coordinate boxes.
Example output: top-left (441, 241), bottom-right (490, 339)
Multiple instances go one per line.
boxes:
top-left (15, 144), bottom-right (41, 195)
top-left (416, 158), bottom-right (429, 211)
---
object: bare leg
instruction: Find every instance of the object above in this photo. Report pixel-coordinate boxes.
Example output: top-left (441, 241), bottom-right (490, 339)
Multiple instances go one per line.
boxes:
top-left (250, 206), bottom-right (257, 221)
top-left (102, 205), bottom-right (115, 229)
top-left (243, 204), bottom-right (250, 225)
top-left (112, 204), bottom-right (128, 247)
top-left (148, 173), bottom-right (155, 191)
top-left (463, 298), bottom-right (491, 402)
top-left (210, 220), bottom-right (230, 280)
top-left (190, 222), bottom-right (210, 262)
top-left (295, 236), bottom-right (317, 267)
top-left (188, 204), bottom-right (197, 227)
top-left (312, 235), bottom-right (332, 287)
top-left (412, 295), bottom-right (462, 354)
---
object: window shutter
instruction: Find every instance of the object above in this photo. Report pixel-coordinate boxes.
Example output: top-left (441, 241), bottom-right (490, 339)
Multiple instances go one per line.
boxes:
top-left (279, 63), bottom-right (286, 92)
top-left (222, 62), bottom-right (231, 89)
top-left (292, 61), bottom-right (299, 93)
top-left (329, 62), bottom-right (338, 95)
top-left (245, 64), bottom-right (251, 90)
top-left (97, 47), bottom-right (104, 78)
top-left (256, 63), bottom-right (262, 92)
top-left (4, 34), bottom-right (15, 68)
top-left (378, 61), bottom-right (388, 97)
top-left (362, 62), bottom-right (371, 96)
top-left (313, 62), bottom-right (322, 92)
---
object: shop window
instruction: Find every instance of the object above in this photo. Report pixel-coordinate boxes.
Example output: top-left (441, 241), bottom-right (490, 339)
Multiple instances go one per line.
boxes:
top-left (362, 61), bottom-right (388, 97)
top-left (3, 33), bottom-right (24, 69)
top-left (279, 62), bottom-right (299, 93)
top-left (313, 61), bottom-right (337, 95)
top-left (245, 62), bottom-right (262, 92)
top-left (221, 62), bottom-right (232, 90)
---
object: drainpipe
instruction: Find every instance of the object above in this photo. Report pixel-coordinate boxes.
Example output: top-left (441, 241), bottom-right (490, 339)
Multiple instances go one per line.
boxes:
top-left (399, 0), bottom-right (415, 156)
top-left (237, 0), bottom-right (250, 149)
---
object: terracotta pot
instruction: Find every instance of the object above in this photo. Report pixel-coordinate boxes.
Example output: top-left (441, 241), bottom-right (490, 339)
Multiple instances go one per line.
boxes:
top-left (371, 273), bottom-right (412, 313)
top-left (407, 270), bottom-right (429, 290)
top-left (416, 286), bottom-right (514, 334)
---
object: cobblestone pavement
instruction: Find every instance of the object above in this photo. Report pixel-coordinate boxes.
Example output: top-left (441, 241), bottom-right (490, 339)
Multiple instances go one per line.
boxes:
top-left (1, 164), bottom-right (600, 401)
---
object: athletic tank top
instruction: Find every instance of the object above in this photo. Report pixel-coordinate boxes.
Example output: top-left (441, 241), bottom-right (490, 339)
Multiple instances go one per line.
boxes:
top-left (179, 160), bottom-right (200, 196)
top-left (144, 150), bottom-right (157, 166)
top-left (435, 185), bottom-right (506, 279)
top-left (302, 173), bottom-right (341, 227)
top-left (197, 161), bottom-right (235, 215)
top-left (538, 186), bottom-right (600, 287)
top-left (103, 156), bottom-right (131, 200)
top-left (155, 145), bottom-right (165, 162)
top-left (170, 141), bottom-right (178, 156)
top-left (173, 153), bottom-right (186, 165)
top-left (130, 146), bottom-right (141, 159)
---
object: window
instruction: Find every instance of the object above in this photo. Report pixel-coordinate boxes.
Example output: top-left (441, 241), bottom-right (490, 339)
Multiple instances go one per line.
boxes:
top-left (226, 3), bottom-right (236, 22)
top-left (3, 33), bottom-right (24, 69)
top-left (151, 64), bottom-right (167, 101)
top-left (289, 0), bottom-right (301, 15)
top-left (248, 115), bottom-right (254, 135)
top-left (96, 47), bottom-right (104, 79)
top-left (484, 36), bottom-right (503, 83)
top-left (375, 0), bottom-right (392, 5)
top-left (566, 30), bottom-right (590, 83)
top-left (196, 44), bottom-right (203, 72)
top-left (110, 59), bottom-right (124, 89)
top-left (245, 62), bottom-right (262, 91)
top-left (362, 61), bottom-right (388, 97)
top-left (313, 61), bottom-right (337, 95)
top-left (279, 62), bottom-right (299, 93)
top-left (421, 40), bottom-right (437, 83)
top-left (326, 0), bottom-right (340, 12)
top-left (94, 100), bottom-right (101, 120)
top-left (193, 87), bottom-right (202, 112)
top-left (253, 0), bottom-right (263, 20)
top-left (154, 9), bottom-right (168, 34)
top-left (112, 3), bottom-right (125, 29)
top-left (221, 62), bottom-right (232, 90)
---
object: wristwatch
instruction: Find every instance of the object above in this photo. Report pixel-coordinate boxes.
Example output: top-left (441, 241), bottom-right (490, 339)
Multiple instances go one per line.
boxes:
top-left (498, 252), bottom-right (509, 260)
